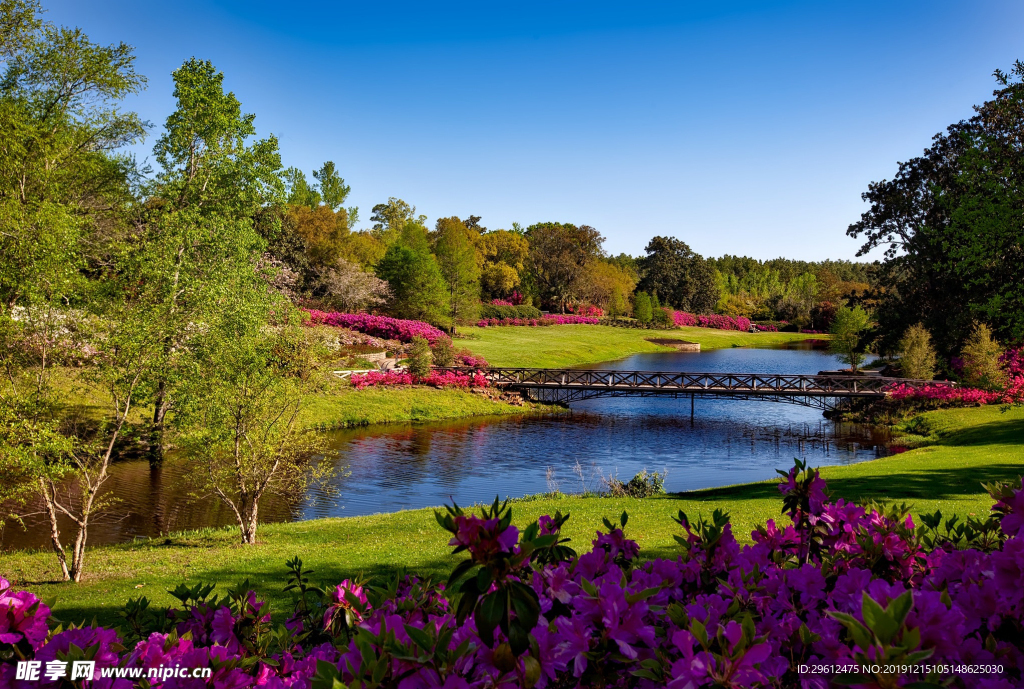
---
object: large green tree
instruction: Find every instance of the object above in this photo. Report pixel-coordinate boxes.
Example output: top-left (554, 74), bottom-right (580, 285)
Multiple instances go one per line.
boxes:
top-left (637, 236), bottom-right (717, 313)
top-left (433, 216), bottom-right (480, 331)
top-left (525, 222), bottom-right (604, 312)
top-left (375, 221), bottom-right (448, 325)
top-left (847, 61), bottom-right (1024, 355)
top-left (128, 57), bottom-right (285, 459)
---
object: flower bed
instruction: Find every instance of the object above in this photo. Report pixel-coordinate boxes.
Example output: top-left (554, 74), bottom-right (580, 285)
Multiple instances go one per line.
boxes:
top-left (475, 315), bottom-right (601, 327)
top-left (351, 369), bottom-right (488, 389)
top-left (566, 304), bottom-right (603, 317)
top-left (304, 310), bottom-right (448, 344)
top-left (751, 323), bottom-right (778, 332)
top-left (672, 311), bottom-right (752, 331)
top-left (3, 461), bottom-right (1022, 688)
top-left (886, 375), bottom-right (1024, 406)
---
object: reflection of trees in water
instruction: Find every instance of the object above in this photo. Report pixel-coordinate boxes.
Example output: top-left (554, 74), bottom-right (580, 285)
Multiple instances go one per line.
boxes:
top-left (2, 458), bottom-right (299, 551)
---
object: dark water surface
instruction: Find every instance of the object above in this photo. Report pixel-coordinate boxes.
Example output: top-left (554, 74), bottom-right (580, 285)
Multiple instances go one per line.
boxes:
top-left (1, 343), bottom-right (889, 551)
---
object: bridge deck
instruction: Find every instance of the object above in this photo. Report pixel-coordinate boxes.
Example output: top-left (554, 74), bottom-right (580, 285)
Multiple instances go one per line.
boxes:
top-left (434, 367), bottom-right (950, 409)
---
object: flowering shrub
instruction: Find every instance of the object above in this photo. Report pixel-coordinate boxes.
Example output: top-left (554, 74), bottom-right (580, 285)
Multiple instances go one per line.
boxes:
top-left (887, 347), bottom-right (1024, 408)
top-left (672, 311), bottom-right (752, 331)
top-left (566, 304), bottom-right (604, 317)
top-left (475, 315), bottom-right (602, 327)
top-left (351, 369), bottom-right (489, 389)
top-left (304, 310), bottom-right (448, 344)
top-left (458, 351), bottom-right (489, 368)
top-left (4, 460), bottom-right (1024, 688)
top-left (800, 328), bottom-right (825, 334)
top-left (491, 299), bottom-right (514, 306)
top-left (751, 323), bottom-right (779, 333)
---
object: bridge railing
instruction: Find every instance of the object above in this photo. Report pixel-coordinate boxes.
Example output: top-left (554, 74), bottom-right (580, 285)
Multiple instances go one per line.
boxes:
top-left (433, 367), bottom-right (954, 397)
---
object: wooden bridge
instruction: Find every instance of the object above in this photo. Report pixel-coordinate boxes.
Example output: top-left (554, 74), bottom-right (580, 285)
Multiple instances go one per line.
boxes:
top-left (435, 367), bottom-right (951, 411)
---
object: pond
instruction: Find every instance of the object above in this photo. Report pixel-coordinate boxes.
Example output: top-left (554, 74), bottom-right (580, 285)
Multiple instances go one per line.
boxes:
top-left (1, 341), bottom-right (890, 551)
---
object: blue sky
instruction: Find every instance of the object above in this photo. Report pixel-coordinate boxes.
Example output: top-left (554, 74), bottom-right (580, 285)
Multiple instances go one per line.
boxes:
top-left (47, 0), bottom-right (1024, 260)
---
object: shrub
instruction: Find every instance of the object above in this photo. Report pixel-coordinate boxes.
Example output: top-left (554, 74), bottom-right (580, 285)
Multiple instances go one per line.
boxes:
top-left (898, 323), bottom-right (937, 380)
top-left (651, 307), bottom-right (673, 329)
top-left (604, 468), bottom-right (667, 498)
top-left (633, 291), bottom-right (652, 324)
top-left (405, 336), bottom-right (432, 377)
top-left (5, 460), bottom-right (1024, 688)
top-left (304, 310), bottom-right (448, 344)
top-left (961, 322), bottom-right (1006, 390)
top-left (479, 304), bottom-right (544, 320)
top-left (430, 336), bottom-right (456, 367)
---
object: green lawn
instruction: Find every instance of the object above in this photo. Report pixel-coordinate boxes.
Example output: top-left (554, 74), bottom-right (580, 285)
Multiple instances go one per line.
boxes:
top-left (299, 384), bottom-right (553, 430)
top-left (458, 324), bottom-right (822, 368)
top-left (4, 404), bottom-right (1020, 628)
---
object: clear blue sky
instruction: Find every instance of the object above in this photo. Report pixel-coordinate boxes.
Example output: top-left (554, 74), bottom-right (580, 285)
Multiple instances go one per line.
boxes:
top-left (47, 0), bottom-right (1024, 260)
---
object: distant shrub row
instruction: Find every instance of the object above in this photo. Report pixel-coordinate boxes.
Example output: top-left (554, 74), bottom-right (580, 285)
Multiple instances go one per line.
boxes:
top-left (479, 304), bottom-right (543, 320)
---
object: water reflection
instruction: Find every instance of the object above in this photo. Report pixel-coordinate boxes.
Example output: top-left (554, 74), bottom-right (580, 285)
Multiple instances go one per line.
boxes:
top-left (1, 343), bottom-right (889, 551)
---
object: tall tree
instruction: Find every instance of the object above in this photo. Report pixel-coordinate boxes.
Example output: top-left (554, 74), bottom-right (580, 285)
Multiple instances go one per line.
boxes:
top-left (433, 216), bottom-right (480, 331)
top-left (637, 237), bottom-right (717, 313)
top-left (525, 222), bottom-right (604, 312)
top-left (283, 167), bottom-right (321, 208)
top-left (847, 61), bottom-right (1024, 355)
top-left (133, 57), bottom-right (285, 460)
top-left (375, 222), bottom-right (448, 325)
top-left (370, 197), bottom-right (424, 246)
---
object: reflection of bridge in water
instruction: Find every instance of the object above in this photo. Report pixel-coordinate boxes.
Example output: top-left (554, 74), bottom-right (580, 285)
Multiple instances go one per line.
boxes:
top-left (437, 367), bottom-right (953, 412)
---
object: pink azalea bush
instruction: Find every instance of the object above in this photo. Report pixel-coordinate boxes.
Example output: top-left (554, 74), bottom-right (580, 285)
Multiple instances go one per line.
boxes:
top-left (4, 461), bottom-right (1024, 687)
top-left (304, 310), bottom-right (448, 345)
top-left (887, 346), bottom-right (1024, 408)
top-left (672, 311), bottom-right (752, 331)
top-left (491, 299), bottom-right (514, 307)
top-left (566, 304), bottom-right (604, 317)
top-left (351, 369), bottom-right (489, 389)
top-left (751, 323), bottom-right (779, 333)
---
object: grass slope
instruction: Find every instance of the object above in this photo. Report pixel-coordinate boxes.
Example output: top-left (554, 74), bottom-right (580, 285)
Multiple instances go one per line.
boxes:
top-left (4, 405), bottom-right (1020, 627)
top-left (459, 325), bottom-right (821, 368)
top-left (299, 385), bottom-right (549, 430)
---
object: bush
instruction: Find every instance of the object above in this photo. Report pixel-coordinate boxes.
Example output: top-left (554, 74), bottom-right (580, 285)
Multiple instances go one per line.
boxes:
top-left (604, 468), bottom-right (667, 498)
top-left (479, 303), bottom-right (543, 320)
top-left (898, 323), bottom-right (937, 380)
top-left (651, 307), bottom-right (673, 329)
top-left (305, 310), bottom-right (448, 344)
top-left (429, 337), bottom-right (456, 367)
top-left (5, 460), bottom-right (1024, 688)
top-left (405, 336), bottom-right (432, 377)
top-left (961, 322), bottom-right (1006, 390)
top-left (633, 291), bottom-right (652, 324)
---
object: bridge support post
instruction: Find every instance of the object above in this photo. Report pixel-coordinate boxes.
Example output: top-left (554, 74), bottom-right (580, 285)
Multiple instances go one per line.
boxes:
top-left (690, 393), bottom-right (695, 424)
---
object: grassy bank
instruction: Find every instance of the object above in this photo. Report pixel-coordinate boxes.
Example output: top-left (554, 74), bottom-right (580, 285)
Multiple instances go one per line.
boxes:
top-left (299, 384), bottom-right (553, 430)
top-left (4, 404), bottom-right (1020, 627)
top-left (458, 324), bottom-right (822, 368)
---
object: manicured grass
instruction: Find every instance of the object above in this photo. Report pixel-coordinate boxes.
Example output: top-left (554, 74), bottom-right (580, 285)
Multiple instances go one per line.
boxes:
top-left (4, 405), bottom-right (1020, 628)
top-left (299, 384), bottom-right (553, 430)
top-left (458, 325), bottom-right (822, 368)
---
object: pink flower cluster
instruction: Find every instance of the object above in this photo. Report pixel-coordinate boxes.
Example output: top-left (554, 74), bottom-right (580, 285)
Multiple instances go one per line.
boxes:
top-left (490, 299), bottom-right (514, 306)
top-left (475, 315), bottom-right (601, 327)
top-left (566, 304), bottom-right (604, 317)
top-left (672, 311), bottom-right (752, 331)
top-left (5, 464), bottom-right (1024, 688)
top-left (800, 329), bottom-right (824, 334)
top-left (1001, 347), bottom-right (1024, 378)
top-left (304, 310), bottom-right (448, 344)
top-left (351, 370), bottom-right (489, 389)
top-left (751, 324), bottom-right (779, 332)
top-left (458, 352), bottom-right (489, 368)
top-left (886, 375), bottom-right (1024, 407)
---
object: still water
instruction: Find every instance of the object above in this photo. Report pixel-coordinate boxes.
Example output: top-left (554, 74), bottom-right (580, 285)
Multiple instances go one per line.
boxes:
top-left (1, 343), bottom-right (889, 551)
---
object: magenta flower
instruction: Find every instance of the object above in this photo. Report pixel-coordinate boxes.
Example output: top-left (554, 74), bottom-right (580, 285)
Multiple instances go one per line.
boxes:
top-left (0, 578), bottom-right (50, 649)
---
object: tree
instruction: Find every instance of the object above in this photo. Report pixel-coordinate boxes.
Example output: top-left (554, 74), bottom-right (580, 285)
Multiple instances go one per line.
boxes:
top-left (477, 230), bottom-right (530, 299)
top-left (633, 291), bottom-right (653, 325)
top-left (405, 336), bottom-right (432, 377)
top-left (898, 324), bottom-right (937, 380)
top-left (134, 57), bottom-right (285, 460)
top-left (0, 0), bottom-right (150, 581)
top-left (370, 198), bottom-right (424, 245)
top-left (374, 222), bottom-right (448, 325)
top-left (177, 321), bottom-right (334, 545)
top-left (322, 258), bottom-right (390, 312)
top-left (829, 305), bottom-right (871, 372)
top-left (637, 237), bottom-right (718, 313)
top-left (283, 167), bottom-right (321, 208)
top-left (433, 217), bottom-right (480, 331)
top-left (960, 322), bottom-right (1006, 390)
top-left (847, 61), bottom-right (1024, 355)
top-left (526, 222), bottom-right (604, 312)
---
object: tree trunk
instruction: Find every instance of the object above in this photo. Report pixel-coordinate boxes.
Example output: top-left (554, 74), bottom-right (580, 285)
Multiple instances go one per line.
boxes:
top-left (149, 383), bottom-right (170, 465)
top-left (40, 479), bottom-right (70, 581)
top-left (70, 522), bottom-right (88, 582)
top-left (238, 495), bottom-right (259, 545)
